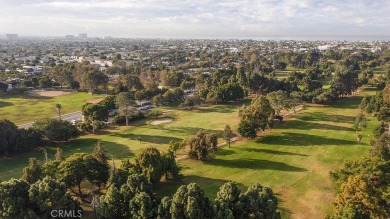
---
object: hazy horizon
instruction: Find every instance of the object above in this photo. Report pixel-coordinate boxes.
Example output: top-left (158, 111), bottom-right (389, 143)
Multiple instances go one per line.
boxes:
top-left (1, 34), bottom-right (390, 42)
top-left (1, 0), bottom-right (390, 39)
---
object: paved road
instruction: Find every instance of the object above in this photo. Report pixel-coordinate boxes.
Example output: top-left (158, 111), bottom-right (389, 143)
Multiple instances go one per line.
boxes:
top-left (18, 111), bottom-right (83, 129)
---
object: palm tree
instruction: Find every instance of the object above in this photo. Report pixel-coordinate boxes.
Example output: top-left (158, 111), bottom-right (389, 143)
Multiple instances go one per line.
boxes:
top-left (56, 103), bottom-right (62, 120)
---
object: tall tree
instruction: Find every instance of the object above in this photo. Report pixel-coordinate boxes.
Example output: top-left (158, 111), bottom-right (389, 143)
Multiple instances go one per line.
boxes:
top-left (170, 183), bottom-right (214, 219)
top-left (59, 153), bottom-right (109, 197)
top-left (116, 92), bottom-right (136, 126)
top-left (129, 192), bottom-right (157, 219)
top-left (99, 185), bottom-right (126, 218)
top-left (56, 103), bottom-right (62, 120)
top-left (0, 119), bottom-right (19, 156)
top-left (370, 134), bottom-right (390, 161)
top-left (240, 184), bottom-right (280, 219)
top-left (135, 148), bottom-right (164, 186)
top-left (353, 112), bottom-right (367, 144)
top-left (28, 176), bottom-right (82, 218)
top-left (238, 96), bottom-right (275, 138)
top-left (187, 131), bottom-right (218, 160)
top-left (223, 125), bottom-right (233, 148)
top-left (21, 158), bottom-right (43, 184)
top-left (330, 157), bottom-right (390, 218)
top-left (0, 179), bottom-right (32, 218)
top-left (333, 175), bottom-right (387, 218)
top-left (266, 90), bottom-right (290, 117)
top-left (93, 140), bottom-right (109, 163)
top-left (214, 182), bottom-right (243, 218)
top-left (162, 151), bottom-right (180, 181)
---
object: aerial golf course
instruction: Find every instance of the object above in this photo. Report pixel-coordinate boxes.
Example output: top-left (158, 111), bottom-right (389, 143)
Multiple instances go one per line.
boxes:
top-left (0, 87), bottom-right (378, 218)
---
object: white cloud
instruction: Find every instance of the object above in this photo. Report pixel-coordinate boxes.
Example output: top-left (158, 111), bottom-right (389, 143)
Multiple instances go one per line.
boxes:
top-left (0, 0), bottom-right (389, 37)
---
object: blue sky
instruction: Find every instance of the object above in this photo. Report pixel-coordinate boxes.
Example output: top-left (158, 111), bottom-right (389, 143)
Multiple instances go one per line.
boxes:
top-left (0, 0), bottom-right (389, 38)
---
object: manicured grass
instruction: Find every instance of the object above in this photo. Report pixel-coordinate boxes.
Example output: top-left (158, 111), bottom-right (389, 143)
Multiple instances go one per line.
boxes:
top-left (155, 89), bottom-right (377, 218)
top-left (0, 101), bottom-right (245, 180)
top-left (0, 92), bottom-right (105, 124)
top-left (0, 88), bottom-right (377, 218)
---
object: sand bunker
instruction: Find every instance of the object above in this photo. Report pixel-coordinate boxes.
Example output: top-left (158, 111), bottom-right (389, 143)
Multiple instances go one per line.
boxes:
top-left (28, 90), bottom-right (73, 97)
top-left (150, 117), bottom-right (173, 125)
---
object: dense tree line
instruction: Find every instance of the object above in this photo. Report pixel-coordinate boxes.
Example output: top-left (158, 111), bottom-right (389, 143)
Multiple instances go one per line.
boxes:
top-left (0, 177), bottom-right (82, 218)
top-left (329, 83), bottom-right (390, 218)
top-left (0, 118), bottom-right (79, 156)
top-left (99, 180), bottom-right (280, 219)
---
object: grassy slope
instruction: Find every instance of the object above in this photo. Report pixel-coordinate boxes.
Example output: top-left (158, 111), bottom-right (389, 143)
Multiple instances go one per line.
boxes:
top-left (0, 92), bottom-right (105, 125)
top-left (0, 88), bottom-right (378, 218)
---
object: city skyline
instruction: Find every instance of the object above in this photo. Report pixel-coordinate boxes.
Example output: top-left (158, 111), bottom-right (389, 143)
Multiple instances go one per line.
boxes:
top-left (0, 0), bottom-right (389, 39)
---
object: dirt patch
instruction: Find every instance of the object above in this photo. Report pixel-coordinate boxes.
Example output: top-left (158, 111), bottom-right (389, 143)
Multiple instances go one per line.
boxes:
top-left (150, 117), bottom-right (173, 125)
top-left (27, 90), bottom-right (73, 97)
top-left (86, 98), bottom-right (104, 104)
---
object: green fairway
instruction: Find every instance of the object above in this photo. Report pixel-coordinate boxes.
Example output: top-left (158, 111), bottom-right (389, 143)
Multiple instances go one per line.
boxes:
top-left (0, 88), bottom-right (378, 218)
top-left (0, 92), bottom-right (105, 124)
top-left (156, 90), bottom-right (377, 218)
top-left (0, 101), bottom-right (244, 180)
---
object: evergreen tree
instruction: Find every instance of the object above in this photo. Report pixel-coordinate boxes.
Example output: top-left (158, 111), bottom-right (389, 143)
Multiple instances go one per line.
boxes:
top-left (99, 185), bottom-right (127, 219)
top-left (157, 197), bottom-right (172, 219)
top-left (93, 140), bottom-right (109, 163)
top-left (22, 158), bottom-right (43, 184)
top-left (129, 192), bottom-right (157, 219)
top-left (215, 182), bottom-right (243, 218)
top-left (135, 148), bottom-right (164, 186)
top-left (170, 183), bottom-right (214, 219)
top-left (223, 125), bottom-right (233, 148)
top-left (28, 176), bottom-right (81, 218)
top-left (0, 179), bottom-right (32, 218)
top-left (240, 184), bottom-right (280, 219)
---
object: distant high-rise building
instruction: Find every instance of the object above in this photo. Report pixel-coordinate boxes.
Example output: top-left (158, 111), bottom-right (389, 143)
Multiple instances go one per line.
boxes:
top-left (65, 35), bottom-right (75, 40)
top-left (78, 33), bottom-right (87, 38)
top-left (6, 34), bottom-right (18, 40)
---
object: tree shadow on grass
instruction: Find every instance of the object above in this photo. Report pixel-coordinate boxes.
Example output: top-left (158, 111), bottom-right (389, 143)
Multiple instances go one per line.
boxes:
top-left (207, 158), bottom-right (306, 172)
top-left (155, 175), bottom-right (247, 199)
top-left (146, 125), bottom-right (222, 136)
top-left (238, 148), bottom-right (308, 156)
top-left (112, 132), bottom-right (183, 145)
top-left (257, 132), bottom-right (356, 146)
top-left (216, 148), bottom-right (236, 156)
top-left (196, 105), bottom-right (238, 114)
top-left (0, 101), bottom-right (13, 108)
top-left (297, 112), bottom-right (355, 124)
top-left (327, 96), bottom-right (362, 109)
top-left (279, 120), bottom-right (354, 132)
top-left (0, 93), bottom-right (51, 100)
top-left (63, 138), bottom-right (135, 160)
